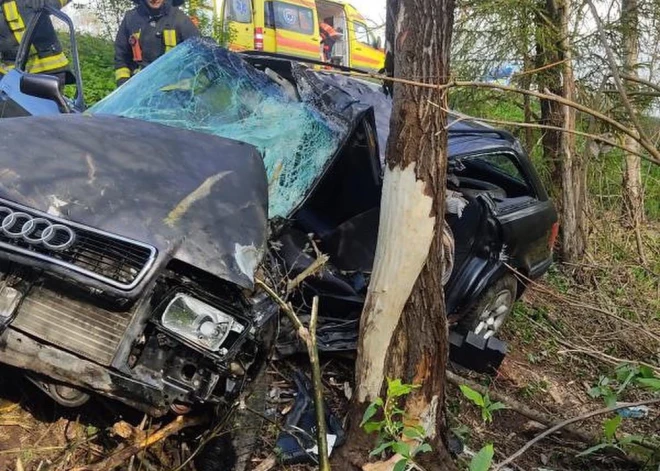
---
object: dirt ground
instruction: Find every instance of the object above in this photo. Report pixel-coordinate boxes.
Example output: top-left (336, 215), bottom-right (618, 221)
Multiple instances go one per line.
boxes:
top-left (1, 224), bottom-right (658, 471)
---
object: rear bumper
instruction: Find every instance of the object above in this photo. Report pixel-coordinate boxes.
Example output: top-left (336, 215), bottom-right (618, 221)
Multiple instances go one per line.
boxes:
top-left (528, 257), bottom-right (553, 280)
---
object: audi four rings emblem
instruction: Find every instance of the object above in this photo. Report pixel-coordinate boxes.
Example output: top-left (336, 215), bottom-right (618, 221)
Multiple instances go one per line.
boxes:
top-left (0, 207), bottom-right (76, 251)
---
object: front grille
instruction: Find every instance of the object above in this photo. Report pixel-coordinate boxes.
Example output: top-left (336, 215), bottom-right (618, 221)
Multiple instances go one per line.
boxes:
top-left (12, 287), bottom-right (134, 365)
top-left (0, 198), bottom-right (156, 290)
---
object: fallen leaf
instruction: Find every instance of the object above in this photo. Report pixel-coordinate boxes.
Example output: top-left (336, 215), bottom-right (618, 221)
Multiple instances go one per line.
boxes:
top-left (112, 421), bottom-right (135, 439)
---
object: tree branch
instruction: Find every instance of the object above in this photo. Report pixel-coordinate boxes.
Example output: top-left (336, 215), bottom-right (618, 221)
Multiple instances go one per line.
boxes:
top-left (73, 415), bottom-right (207, 471)
top-left (495, 398), bottom-right (660, 470)
top-left (586, 0), bottom-right (646, 142)
top-left (621, 73), bottom-right (660, 94)
top-left (255, 277), bottom-right (329, 468)
top-left (319, 70), bottom-right (660, 165)
top-left (308, 296), bottom-right (330, 471)
top-left (447, 371), bottom-right (599, 444)
top-left (435, 106), bottom-right (655, 164)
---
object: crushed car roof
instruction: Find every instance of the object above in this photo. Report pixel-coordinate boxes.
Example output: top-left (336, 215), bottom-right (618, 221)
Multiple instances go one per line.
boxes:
top-left (307, 72), bottom-right (525, 161)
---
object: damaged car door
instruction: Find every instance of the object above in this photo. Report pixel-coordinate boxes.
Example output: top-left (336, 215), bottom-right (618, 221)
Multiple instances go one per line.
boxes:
top-left (0, 6), bottom-right (84, 117)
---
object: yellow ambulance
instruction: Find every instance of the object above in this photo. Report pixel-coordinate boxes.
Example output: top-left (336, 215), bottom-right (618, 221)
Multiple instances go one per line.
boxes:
top-left (217, 0), bottom-right (385, 71)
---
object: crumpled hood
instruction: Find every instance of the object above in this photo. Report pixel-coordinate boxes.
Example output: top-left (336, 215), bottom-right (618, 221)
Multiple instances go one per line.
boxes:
top-left (0, 114), bottom-right (268, 289)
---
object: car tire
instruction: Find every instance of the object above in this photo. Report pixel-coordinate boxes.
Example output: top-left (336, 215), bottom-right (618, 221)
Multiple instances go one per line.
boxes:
top-left (457, 274), bottom-right (517, 339)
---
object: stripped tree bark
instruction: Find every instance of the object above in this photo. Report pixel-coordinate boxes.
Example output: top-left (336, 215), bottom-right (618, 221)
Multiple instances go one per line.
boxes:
top-left (333, 0), bottom-right (456, 468)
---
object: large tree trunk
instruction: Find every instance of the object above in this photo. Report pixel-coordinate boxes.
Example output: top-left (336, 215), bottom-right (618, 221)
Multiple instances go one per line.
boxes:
top-left (535, 0), bottom-right (587, 263)
top-left (621, 0), bottom-right (645, 228)
top-left (333, 0), bottom-right (456, 469)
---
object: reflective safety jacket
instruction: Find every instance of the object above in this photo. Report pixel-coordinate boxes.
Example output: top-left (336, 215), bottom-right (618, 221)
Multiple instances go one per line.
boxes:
top-left (114, 3), bottom-right (199, 84)
top-left (0, 0), bottom-right (71, 75)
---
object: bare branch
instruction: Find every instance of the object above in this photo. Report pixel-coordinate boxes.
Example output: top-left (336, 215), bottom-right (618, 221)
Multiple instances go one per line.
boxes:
top-left (621, 73), bottom-right (660, 94)
top-left (287, 254), bottom-right (330, 294)
top-left (308, 297), bottom-right (330, 471)
top-left (495, 398), bottom-right (660, 469)
top-left (320, 70), bottom-right (660, 165)
top-left (586, 0), bottom-right (654, 151)
top-left (434, 105), bottom-right (655, 164)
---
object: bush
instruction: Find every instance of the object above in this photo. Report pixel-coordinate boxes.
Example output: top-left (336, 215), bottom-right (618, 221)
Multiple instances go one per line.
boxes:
top-left (60, 33), bottom-right (116, 106)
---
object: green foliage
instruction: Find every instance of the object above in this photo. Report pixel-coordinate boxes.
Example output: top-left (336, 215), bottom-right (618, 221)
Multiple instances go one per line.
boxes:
top-left (580, 364), bottom-right (660, 461)
top-left (589, 363), bottom-right (660, 407)
top-left (469, 444), bottom-right (494, 471)
top-left (75, 34), bottom-right (117, 105)
top-left (59, 33), bottom-right (115, 106)
top-left (459, 385), bottom-right (507, 423)
top-left (361, 379), bottom-right (432, 469)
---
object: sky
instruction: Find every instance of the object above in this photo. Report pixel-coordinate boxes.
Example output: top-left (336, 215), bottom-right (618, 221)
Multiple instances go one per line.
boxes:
top-left (356, 0), bottom-right (386, 26)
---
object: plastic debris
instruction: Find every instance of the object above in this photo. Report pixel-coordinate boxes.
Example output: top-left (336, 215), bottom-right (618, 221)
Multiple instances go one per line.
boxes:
top-left (617, 405), bottom-right (650, 418)
top-left (275, 371), bottom-right (345, 465)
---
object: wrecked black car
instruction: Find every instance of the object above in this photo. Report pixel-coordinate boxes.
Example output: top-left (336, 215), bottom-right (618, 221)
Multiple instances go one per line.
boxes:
top-left (0, 37), bottom-right (557, 415)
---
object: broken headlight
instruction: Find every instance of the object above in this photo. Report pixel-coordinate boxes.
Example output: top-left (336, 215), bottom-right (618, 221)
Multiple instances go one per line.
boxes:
top-left (161, 294), bottom-right (244, 352)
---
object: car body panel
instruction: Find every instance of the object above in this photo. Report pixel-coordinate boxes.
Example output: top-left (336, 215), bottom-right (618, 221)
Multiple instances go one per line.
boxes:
top-left (0, 69), bottom-right (59, 117)
top-left (0, 114), bottom-right (268, 292)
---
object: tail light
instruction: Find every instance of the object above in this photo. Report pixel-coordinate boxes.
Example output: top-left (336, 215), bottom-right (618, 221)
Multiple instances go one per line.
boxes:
top-left (548, 221), bottom-right (559, 252)
top-left (254, 27), bottom-right (264, 51)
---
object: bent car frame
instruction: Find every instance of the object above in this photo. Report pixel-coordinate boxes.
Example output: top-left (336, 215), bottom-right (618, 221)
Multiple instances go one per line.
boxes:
top-left (0, 31), bottom-right (557, 414)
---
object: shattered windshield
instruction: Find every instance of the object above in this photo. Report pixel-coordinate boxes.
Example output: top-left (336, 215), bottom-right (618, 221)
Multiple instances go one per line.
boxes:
top-left (90, 38), bottom-right (342, 218)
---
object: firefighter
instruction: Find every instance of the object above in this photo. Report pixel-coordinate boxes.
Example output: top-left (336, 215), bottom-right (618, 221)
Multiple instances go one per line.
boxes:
top-left (0, 0), bottom-right (71, 76)
top-left (319, 21), bottom-right (341, 62)
top-left (114, 0), bottom-right (200, 87)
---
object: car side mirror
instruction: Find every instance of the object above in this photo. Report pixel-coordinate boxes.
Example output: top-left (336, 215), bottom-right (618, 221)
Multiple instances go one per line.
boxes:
top-left (20, 73), bottom-right (69, 113)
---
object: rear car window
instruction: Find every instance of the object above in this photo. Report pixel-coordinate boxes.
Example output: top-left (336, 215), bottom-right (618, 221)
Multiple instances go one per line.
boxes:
top-left (474, 153), bottom-right (526, 183)
top-left (225, 0), bottom-right (252, 23)
top-left (265, 2), bottom-right (315, 34)
top-left (456, 152), bottom-right (535, 199)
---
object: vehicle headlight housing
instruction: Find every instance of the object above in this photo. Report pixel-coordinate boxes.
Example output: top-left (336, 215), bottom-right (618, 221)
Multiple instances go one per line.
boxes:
top-left (161, 294), bottom-right (245, 352)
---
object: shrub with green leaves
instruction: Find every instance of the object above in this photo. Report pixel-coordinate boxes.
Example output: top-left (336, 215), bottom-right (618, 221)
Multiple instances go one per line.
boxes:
top-left (459, 385), bottom-right (507, 423)
top-left (59, 33), bottom-right (116, 106)
top-left (580, 364), bottom-right (660, 461)
top-left (361, 379), bottom-right (432, 471)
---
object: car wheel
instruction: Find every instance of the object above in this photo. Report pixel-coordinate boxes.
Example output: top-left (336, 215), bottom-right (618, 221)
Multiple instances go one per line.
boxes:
top-left (458, 275), bottom-right (517, 339)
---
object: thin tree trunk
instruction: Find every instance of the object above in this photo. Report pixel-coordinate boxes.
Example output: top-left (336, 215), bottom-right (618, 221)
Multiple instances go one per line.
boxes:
top-left (621, 0), bottom-right (645, 228)
top-left (535, 0), bottom-right (587, 263)
top-left (558, 0), bottom-right (587, 263)
top-left (334, 0), bottom-right (456, 468)
top-left (535, 0), bottom-right (563, 190)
